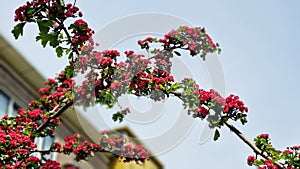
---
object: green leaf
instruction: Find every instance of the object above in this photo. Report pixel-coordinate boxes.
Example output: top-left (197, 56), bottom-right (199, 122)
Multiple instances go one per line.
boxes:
top-left (174, 51), bottom-right (181, 56)
top-left (11, 23), bottom-right (26, 39)
top-left (65, 66), bottom-right (74, 78)
top-left (68, 52), bottom-right (74, 60)
top-left (112, 112), bottom-right (124, 123)
top-left (241, 117), bottom-right (248, 125)
top-left (253, 159), bottom-right (265, 166)
top-left (36, 32), bottom-right (59, 48)
top-left (37, 19), bottom-right (51, 34)
top-left (56, 46), bottom-right (63, 58)
top-left (213, 129), bottom-right (220, 141)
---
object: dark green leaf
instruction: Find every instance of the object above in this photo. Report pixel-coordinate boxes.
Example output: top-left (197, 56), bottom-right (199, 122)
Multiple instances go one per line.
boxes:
top-left (37, 19), bottom-right (51, 34)
top-left (68, 52), bottom-right (74, 60)
top-left (11, 23), bottom-right (26, 39)
top-left (97, 90), bottom-right (116, 108)
top-left (26, 8), bottom-right (34, 15)
top-left (174, 51), bottom-right (181, 56)
top-left (253, 159), bottom-right (265, 166)
top-left (112, 112), bottom-right (124, 123)
top-left (56, 46), bottom-right (63, 58)
top-left (36, 32), bottom-right (58, 48)
top-left (213, 129), bottom-right (220, 141)
top-left (241, 117), bottom-right (248, 125)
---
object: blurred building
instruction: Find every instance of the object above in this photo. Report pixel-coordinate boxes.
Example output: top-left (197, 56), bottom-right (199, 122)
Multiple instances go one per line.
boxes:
top-left (0, 35), bottom-right (163, 169)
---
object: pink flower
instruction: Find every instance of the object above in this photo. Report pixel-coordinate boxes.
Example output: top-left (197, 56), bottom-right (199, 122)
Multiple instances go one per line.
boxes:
top-left (110, 81), bottom-right (122, 90)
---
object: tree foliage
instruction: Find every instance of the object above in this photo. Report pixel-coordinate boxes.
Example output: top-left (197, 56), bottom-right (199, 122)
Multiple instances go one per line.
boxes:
top-left (1, 0), bottom-right (298, 168)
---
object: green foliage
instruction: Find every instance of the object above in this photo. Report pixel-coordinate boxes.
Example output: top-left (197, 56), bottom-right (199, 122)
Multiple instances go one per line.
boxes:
top-left (37, 19), bottom-right (52, 34)
top-left (97, 90), bottom-right (116, 108)
top-left (165, 82), bottom-right (182, 93)
top-left (213, 129), bottom-right (220, 141)
top-left (64, 66), bottom-right (74, 78)
top-left (11, 23), bottom-right (26, 39)
top-left (112, 111), bottom-right (125, 123)
top-left (253, 159), bottom-right (265, 166)
top-left (56, 46), bottom-right (64, 58)
top-left (180, 79), bottom-right (200, 111)
top-left (173, 51), bottom-right (181, 56)
top-left (36, 32), bottom-right (59, 48)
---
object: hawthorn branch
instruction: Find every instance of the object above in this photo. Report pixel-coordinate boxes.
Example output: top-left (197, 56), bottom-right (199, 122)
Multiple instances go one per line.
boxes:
top-left (36, 99), bottom-right (73, 133)
top-left (169, 90), bottom-right (284, 168)
top-left (54, 18), bottom-right (80, 56)
top-left (31, 149), bottom-right (52, 154)
top-left (224, 121), bottom-right (284, 169)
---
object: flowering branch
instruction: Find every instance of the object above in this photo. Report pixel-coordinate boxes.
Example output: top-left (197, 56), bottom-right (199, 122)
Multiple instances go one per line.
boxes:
top-left (36, 99), bottom-right (73, 133)
top-left (9, 0), bottom-right (300, 169)
top-left (225, 121), bottom-right (284, 169)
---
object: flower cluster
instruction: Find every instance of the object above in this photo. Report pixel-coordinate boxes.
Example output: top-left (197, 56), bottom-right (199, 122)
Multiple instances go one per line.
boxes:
top-left (41, 159), bottom-right (61, 169)
top-left (13, 0), bottom-right (94, 60)
top-left (99, 131), bottom-right (149, 163)
top-left (14, 1), bottom-right (83, 23)
top-left (0, 126), bottom-right (36, 164)
top-left (52, 134), bottom-right (101, 161)
top-left (151, 49), bottom-right (173, 72)
top-left (73, 141), bottom-right (101, 161)
top-left (138, 36), bottom-right (155, 50)
top-left (157, 26), bottom-right (221, 59)
top-left (179, 78), bottom-right (248, 127)
top-left (224, 94), bottom-right (248, 113)
top-left (69, 19), bottom-right (94, 45)
top-left (129, 68), bottom-right (174, 98)
top-left (121, 144), bottom-right (149, 163)
top-left (248, 134), bottom-right (300, 168)
top-left (63, 134), bottom-right (80, 154)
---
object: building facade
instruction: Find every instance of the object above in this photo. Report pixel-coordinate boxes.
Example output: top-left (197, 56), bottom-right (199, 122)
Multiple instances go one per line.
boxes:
top-left (0, 35), bottom-right (163, 169)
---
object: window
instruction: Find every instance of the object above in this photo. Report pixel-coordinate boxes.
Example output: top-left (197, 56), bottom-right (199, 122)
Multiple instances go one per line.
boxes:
top-left (0, 89), bottom-right (20, 117)
top-left (0, 90), bottom-right (9, 117)
top-left (33, 136), bottom-right (56, 160)
top-left (42, 136), bottom-right (55, 160)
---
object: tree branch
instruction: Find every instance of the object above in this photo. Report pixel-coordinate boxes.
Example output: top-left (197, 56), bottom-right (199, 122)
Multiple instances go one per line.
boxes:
top-left (224, 121), bottom-right (284, 168)
top-left (36, 99), bottom-right (73, 133)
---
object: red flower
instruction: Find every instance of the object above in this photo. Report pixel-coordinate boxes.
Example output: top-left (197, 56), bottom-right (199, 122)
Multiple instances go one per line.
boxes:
top-left (259, 133), bottom-right (269, 139)
top-left (74, 19), bottom-right (88, 27)
top-left (265, 160), bottom-right (273, 168)
top-left (247, 155), bottom-right (256, 166)
top-left (41, 160), bottom-right (60, 169)
top-left (283, 149), bottom-right (293, 154)
top-left (28, 109), bottom-right (42, 118)
top-left (125, 50), bottom-right (134, 56)
top-left (195, 106), bottom-right (209, 118)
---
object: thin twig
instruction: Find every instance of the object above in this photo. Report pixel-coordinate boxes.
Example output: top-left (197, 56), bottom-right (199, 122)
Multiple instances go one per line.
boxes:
top-left (224, 121), bottom-right (284, 169)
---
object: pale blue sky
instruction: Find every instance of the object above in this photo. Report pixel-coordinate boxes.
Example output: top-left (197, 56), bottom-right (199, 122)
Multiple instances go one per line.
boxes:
top-left (1, 1), bottom-right (300, 168)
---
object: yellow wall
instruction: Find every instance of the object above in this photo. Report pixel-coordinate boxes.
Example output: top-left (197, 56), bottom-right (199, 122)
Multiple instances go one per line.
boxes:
top-left (110, 160), bottom-right (160, 169)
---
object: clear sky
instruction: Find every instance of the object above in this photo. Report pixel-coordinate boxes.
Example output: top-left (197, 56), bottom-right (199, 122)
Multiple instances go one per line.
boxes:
top-left (1, 1), bottom-right (300, 169)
